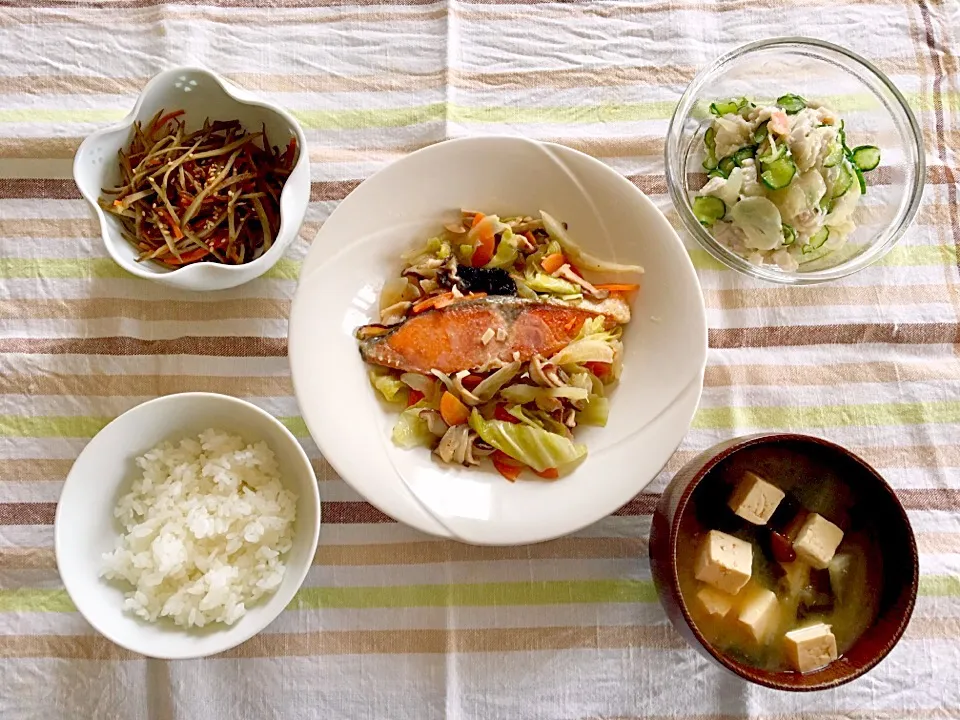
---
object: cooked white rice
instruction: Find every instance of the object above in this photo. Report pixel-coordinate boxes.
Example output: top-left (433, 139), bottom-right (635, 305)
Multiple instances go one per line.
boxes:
top-left (101, 428), bottom-right (298, 628)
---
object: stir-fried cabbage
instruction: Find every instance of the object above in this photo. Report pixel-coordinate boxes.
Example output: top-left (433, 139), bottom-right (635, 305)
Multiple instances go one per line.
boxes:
top-left (485, 228), bottom-right (519, 269)
top-left (469, 410), bottom-right (586, 472)
top-left (541, 211), bottom-right (644, 274)
top-left (392, 401), bottom-right (435, 448)
top-left (499, 384), bottom-right (590, 405)
top-left (579, 395), bottom-right (609, 426)
top-left (524, 270), bottom-right (579, 296)
top-left (549, 315), bottom-right (621, 366)
top-left (370, 370), bottom-right (406, 403)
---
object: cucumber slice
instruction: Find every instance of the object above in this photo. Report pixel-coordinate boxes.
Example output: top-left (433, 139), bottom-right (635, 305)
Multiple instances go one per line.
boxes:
top-left (823, 142), bottom-right (844, 168)
top-left (782, 223), bottom-right (797, 246)
top-left (717, 156), bottom-right (737, 176)
top-left (704, 126), bottom-right (716, 152)
top-left (831, 162), bottom-right (854, 198)
top-left (851, 145), bottom-right (880, 171)
top-left (733, 146), bottom-right (756, 167)
top-left (854, 164), bottom-right (867, 194)
top-left (692, 196), bottom-right (726, 226)
top-left (753, 121), bottom-right (769, 144)
top-left (776, 93), bottom-right (807, 114)
top-left (757, 139), bottom-right (786, 165)
top-left (710, 99), bottom-right (740, 116)
top-left (702, 150), bottom-right (718, 171)
top-left (736, 98), bottom-right (756, 118)
top-left (707, 168), bottom-right (728, 179)
top-left (804, 227), bottom-right (829, 253)
top-left (760, 157), bottom-right (797, 190)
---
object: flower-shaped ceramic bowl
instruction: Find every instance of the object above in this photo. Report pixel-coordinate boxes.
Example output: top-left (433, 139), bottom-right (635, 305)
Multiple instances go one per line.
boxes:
top-left (73, 67), bottom-right (310, 291)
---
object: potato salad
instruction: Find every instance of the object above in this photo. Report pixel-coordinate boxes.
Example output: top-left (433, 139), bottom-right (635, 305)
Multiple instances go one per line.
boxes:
top-left (693, 94), bottom-right (881, 271)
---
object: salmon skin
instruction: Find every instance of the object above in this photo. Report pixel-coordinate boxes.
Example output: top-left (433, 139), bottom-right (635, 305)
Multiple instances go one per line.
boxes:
top-left (357, 296), bottom-right (612, 375)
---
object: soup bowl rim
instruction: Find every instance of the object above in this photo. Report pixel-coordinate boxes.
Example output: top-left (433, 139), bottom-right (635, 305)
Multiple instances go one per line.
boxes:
top-left (651, 431), bottom-right (919, 691)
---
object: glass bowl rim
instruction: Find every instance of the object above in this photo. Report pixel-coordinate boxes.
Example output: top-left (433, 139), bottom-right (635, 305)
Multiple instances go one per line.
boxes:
top-left (664, 36), bottom-right (926, 285)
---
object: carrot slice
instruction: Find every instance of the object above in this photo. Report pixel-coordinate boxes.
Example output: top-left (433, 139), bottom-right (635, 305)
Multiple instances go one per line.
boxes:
top-left (163, 247), bottom-right (208, 266)
top-left (471, 231), bottom-right (495, 267)
top-left (439, 391), bottom-right (470, 426)
top-left (150, 109), bottom-right (185, 137)
top-left (595, 283), bottom-right (640, 293)
top-left (491, 450), bottom-right (523, 482)
top-left (534, 467), bottom-right (559, 480)
top-left (584, 361), bottom-right (611, 379)
top-left (470, 212), bottom-right (485, 229)
top-left (540, 253), bottom-right (566, 274)
top-left (407, 389), bottom-right (425, 407)
top-left (412, 292), bottom-right (451, 314)
top-left (461, 374), bottom-right (484, 391)
top-left (158, 208), bottom-right (184, 240)
top-left (494, 404), bottom-right (521, 424)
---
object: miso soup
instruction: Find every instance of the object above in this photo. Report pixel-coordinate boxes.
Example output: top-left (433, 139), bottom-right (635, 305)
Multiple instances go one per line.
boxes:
top-left (676, 443), bottom-right (884, 673)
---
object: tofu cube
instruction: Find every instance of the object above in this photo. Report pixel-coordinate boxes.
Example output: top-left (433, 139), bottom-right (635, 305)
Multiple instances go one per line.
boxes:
top-left (728, 471), bottom-right (785, 525)
top-left (736, 587), bottom-right (780, 644)
top-left (696, 585), bottom-right (736, 617)
top-left (793, 513), bottom-right (844, 569)
top-left (694, 530), bottom-right (752, 595)
top-left (784, 623), bottom-right (838, 673)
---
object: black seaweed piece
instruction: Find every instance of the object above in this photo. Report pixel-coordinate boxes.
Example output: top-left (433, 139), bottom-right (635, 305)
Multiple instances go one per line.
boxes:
top-left (454, 266), bottom-right (518, 296)
top-left (768, 492), bottom-right (803, 533)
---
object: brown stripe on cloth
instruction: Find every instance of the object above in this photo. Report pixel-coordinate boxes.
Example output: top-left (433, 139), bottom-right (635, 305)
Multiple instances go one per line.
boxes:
top-left (918, 0), bottom-right (960, 275)
top-left (0, 459), bottom-right (73, 482)
top-left (4, 323), bottom-right (959, 358)
top-left (0, 298), bottom-right (290, 321)
top-left (316, 536), bottom-right (647, 566)
top-left (0, 178), bottom-right (79, 200)
top-left (8, 532), bottom-right (960, 569)
top-left (705, 360), bottom-right (960, 387)
top-left (0, 336), bottom-right (288, 356)
top-left (0, 373), bottom-right (293, 398)
top-left (0, 137), bottom-right (82, 160)
top-left (710, 323), bottom-right (960, 348)
top-left (704, 284), bottom-right (954, 310)
top-left (0, 72), bottom-right (448, 96)
top-left (0, 501), bottom-right (395, 526)
top-left (0, 218), bottom-right (97, 238)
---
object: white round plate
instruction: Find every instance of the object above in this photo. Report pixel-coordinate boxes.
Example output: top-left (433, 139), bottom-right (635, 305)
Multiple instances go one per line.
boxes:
top-left (289, 137), bottom-right (706, 545)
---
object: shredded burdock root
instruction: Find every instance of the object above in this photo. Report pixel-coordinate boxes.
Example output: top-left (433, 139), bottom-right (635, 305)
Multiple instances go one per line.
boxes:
top-left (98, 109), bottom-right (296, 268)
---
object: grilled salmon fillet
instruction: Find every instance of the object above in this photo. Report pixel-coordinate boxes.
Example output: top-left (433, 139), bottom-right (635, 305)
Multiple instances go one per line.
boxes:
top-left (357, 296), bottom-right (616, 375)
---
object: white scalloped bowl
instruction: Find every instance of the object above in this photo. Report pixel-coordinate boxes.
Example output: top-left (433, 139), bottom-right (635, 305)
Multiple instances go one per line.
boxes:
top-left (73, 67), bottom-right (310, 291)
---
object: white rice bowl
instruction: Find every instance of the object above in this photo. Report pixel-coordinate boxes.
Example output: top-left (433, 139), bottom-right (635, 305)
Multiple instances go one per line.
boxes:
top-left (101, 428), bottom-right (298, 628)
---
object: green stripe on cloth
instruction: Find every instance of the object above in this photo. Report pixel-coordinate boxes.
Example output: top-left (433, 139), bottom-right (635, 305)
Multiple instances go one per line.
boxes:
top-left (688, 244), bottom-right (960, 271)
top-left (0, 416), bottom-right (307, 438)
top-left (290, 580), bottom-right (658, 609)
top-left (1, 92), bottom-right (954, 131)
top-left (4, 402), bottom-right (959, 438)
top-left (691, 401), bottom-right (960, 430)
top-left (1, 576), bottom-right (955, 613)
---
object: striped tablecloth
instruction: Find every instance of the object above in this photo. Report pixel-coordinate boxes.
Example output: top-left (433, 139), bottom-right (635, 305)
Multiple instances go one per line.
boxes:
top-left (1, 1), bottom-right (959, 718)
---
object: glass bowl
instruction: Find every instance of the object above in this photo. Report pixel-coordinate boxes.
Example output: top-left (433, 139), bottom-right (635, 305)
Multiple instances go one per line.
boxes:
top-left (665, 37), bottom-right (925, 285)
